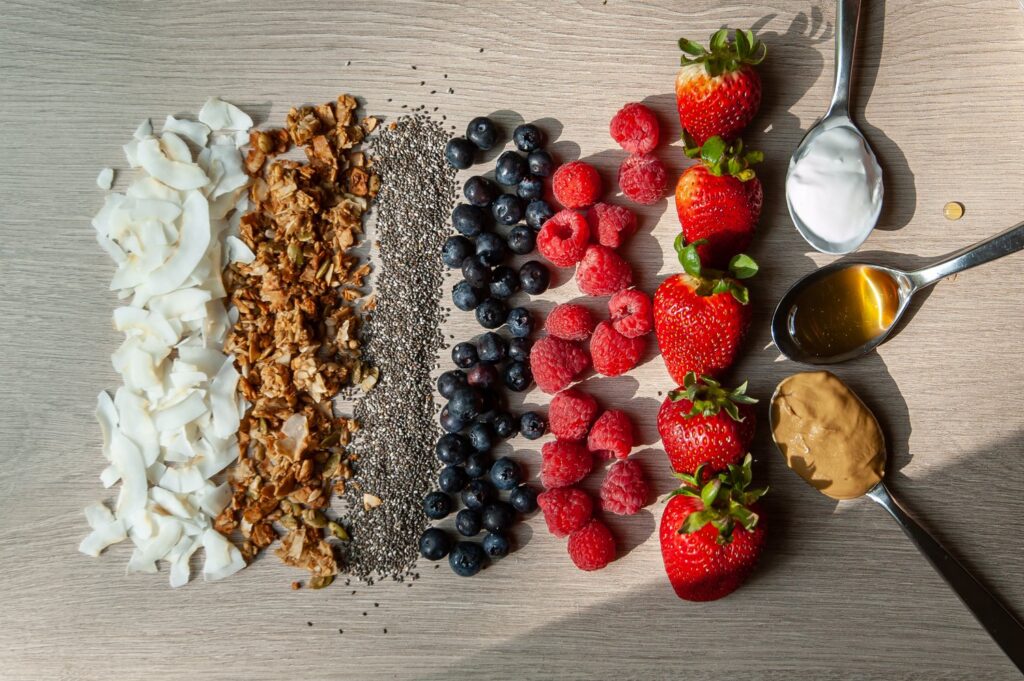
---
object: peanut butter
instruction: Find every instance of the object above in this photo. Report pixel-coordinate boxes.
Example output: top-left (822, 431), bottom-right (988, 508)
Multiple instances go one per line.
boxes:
top-left (769, 371), bottom-right (886, 500)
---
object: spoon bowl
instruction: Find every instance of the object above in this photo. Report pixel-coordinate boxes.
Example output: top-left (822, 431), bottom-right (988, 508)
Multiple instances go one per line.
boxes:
top-left (773, 220), bottom-right (1024, 364)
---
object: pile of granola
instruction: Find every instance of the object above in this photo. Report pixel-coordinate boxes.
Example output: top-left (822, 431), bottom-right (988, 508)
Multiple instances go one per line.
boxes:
top-left (215, 95), bottom-right (379, 586)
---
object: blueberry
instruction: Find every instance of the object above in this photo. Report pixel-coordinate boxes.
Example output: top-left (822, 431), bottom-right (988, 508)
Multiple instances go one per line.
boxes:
top-left (461, 255), bottom-right (492, 288)
top-left (466, 116), bottom-right (499, 150)
top-left (466, 362), bottom-right (499, 389)
top-left (482, 532), bottom-right (511, 558)
top-left (419, 527), bottom-right (452, 560)
top-left (527, 150), bottom-right (555, 177)
top-left (492, 412), bottom-right (518, 439)
top-left (517, 176), bottom-right (544, 201)
top-left (435, 433), bottom-right (470, 465)
top-left (525, 199), bottom-right (555, 231)
top-left (451, 342), bottom-right (478, 369)
top-left (518, 260), bottom-right (550, 295)
top-left (513, 124), bottom-right (545, 152)
top-left (452, 203), bottom-right (489, 236)
top-left (466, 421), bottom-right (494, 453)
top-left (464, 452), bottom-right (493, 479)
top-left (444, 138), bottom-right (475, 169)
top-left (491, 194), bottom-right (524, 226)
top-left (508, 337), bottom-right (531, 363)
top-left (490, 456), bottom-right (521, 490)
top-left (437, 370), bottom-right (467, 399)
top-left (519, 411), bottom-right (546, 440)
top-left (475, 298), bottom-right (507, 329)
top-left (506, 225), bottom-right (535, 255)
top-left (423, 491), bottom-right (453, 520)
top-left (477, 389), bottom-right (505, 415)
top-left (477, 332), bottom-right (507, 363)
top-left (448, 386), bottom-right (483, 421)
top-left (488, 265), bottom-right (520, 300)
top-left (509, 484), bottom-right (538, 513)
top-left (505, 307), bottom-right (532, 338)
top-left (441, 235), bottom-right (474, 269)
top-left (455, 509), bottom-right (483, 538)
top-left (438, 465), bottom-right (469, 494)
top-left (462, 478), bottom-right (494, 509)
top-left (449, 540), bottom-right (486, 576)
top-left (481, 501), bottom-right (516, 533)
top-left (439, 405), bottom-right (467, 433)
top-left (494, 150), bottom-right (527, 186)
top-left (464, 176), bottom-right (499, 207)
top-left (475, 231), bottom-right (508, 267)
top-left (452, 280), bottom-right (485, 311)
top-left (503, 361), bottom-right (532, 392)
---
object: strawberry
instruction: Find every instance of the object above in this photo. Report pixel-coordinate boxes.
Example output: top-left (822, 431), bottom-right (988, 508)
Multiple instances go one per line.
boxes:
top-left (659, 455), bottom-right (767, 601)
top-left (657, 372), bottom-right (757, 474)
top-left (654, 240), bottom-right (756, 382)
top-left (676, 135), bottom-right (763, 269)
top-left (675, 28), bottom-right (766, 145)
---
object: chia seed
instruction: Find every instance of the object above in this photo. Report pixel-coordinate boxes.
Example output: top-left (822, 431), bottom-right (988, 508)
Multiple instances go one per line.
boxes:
top-left (340, 114), bottom-right (455, 582)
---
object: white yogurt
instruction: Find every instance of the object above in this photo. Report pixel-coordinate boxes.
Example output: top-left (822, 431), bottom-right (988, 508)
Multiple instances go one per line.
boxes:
top-left (787, 124), bottom-right (883, 251)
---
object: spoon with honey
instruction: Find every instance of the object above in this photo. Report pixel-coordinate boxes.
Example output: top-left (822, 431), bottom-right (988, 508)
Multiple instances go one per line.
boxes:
top-left (772, 220), bottom-right (1024, 364)
top-left (770, 371), bottom-right (1024, 671)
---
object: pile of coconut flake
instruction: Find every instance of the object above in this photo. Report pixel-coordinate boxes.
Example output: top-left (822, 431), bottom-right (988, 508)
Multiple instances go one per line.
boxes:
top-left (81, 98), bottom-right (259, 587)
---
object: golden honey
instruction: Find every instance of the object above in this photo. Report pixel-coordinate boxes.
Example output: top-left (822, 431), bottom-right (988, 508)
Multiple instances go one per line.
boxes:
top-left (788, 265), bottom-right (901, 358)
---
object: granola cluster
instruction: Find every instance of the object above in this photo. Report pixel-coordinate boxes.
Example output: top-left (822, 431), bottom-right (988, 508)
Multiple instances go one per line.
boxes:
top-left (216, 95), bottom-right (380, 584)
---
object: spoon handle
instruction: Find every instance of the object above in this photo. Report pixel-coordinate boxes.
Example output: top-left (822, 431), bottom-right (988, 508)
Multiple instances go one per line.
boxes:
top-left (827, 0), bottom-right (862, 118)
top-left (867, 482), bottom-right (1024, 672)
top-left (907, 220), bottom-right (1024, 289)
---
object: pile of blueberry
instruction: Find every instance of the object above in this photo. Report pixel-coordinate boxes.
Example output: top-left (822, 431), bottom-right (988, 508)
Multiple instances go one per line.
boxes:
top-left (418, 117), bottom-right (557, 577)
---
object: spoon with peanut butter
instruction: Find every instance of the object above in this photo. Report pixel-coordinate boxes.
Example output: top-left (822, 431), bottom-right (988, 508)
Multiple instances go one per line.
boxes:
top-left (770, 371), bottom-right (1024, 671)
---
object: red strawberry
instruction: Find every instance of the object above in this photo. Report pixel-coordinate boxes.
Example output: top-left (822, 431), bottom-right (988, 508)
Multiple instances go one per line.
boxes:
top-left (657, 372), bottom-right (757, 474)
top-left (654, 241), bottom-right (756, 382)
top-left (659, 455), bottom-right (767, 601)
top-left (675, 136), bottom-right (763, 269)
top-left (675, 28), bottom-right (765, 145)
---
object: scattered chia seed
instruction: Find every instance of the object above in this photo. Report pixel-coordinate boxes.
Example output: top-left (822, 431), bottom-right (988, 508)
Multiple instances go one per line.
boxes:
top-left (340, 114), bottom-right (455, 582)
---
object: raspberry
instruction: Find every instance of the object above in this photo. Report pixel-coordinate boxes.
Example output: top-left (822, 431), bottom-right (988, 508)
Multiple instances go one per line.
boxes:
top-left (537, 486), bottom-right (593, 537)
top-left (544, 303), bottom-right (596, 341)
top-left (586, 202), bottom-right (637, 249)
top-left (575, 245), bottom-right (633, 297)
top-left (552, 160), bottom-right (603, 209)
top-left (618, 153), bottom-right (667, 205)
top-left (567, 519), bottom-right (616, 571)
top-left (530, 335), bottom-right (590, 394)
top-left (587, 409), bottom-right (635, 460)
top-left (609, 102), bottom-right (660, 154)
top-left (548, 388), bottom-right (600, 440)
top-left (600, 459), bottom-right (649, 515)
top-left (540, 439), bottom-right (594, 488)
top-left (608, 287), bottom-right (653, 338)
top-left (590, 320), bottom-right (644, 376)
top-left (536, 209), bottom-right (590, 267)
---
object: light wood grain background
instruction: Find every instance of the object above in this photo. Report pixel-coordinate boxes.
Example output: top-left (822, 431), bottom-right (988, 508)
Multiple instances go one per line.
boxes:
top-left (2, 1), bottom-right (1024, 679)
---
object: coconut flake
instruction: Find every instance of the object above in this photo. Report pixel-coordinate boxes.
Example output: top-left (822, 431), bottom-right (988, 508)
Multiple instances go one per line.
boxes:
top-left (136, 138), bottom-right (209, 191)
top-left (224, 235), bottom-right (255, 264)
top-left (97, 168), bottom-right (114, 190)
top-left (198, 97), bottom-right (253, 132)
top-left (163, 115), bottom-right (210, 147)
top-left (201, 529), bottom-right (246, 581)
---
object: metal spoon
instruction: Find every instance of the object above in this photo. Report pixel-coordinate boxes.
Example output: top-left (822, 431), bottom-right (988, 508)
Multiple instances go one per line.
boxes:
top-left (785, 0), bottom-right (883, 254)
top-left (772, 219), bottom-right (1024, 364)
top-left (768, 383), bottom-right (1024, 673)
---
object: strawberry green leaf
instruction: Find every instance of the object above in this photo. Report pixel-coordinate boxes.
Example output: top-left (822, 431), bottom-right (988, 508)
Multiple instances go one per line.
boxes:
top-left (710, 28), bottom-right (729, 52)
top-left (700, 136), bottom-right (726, 166)
top-left (678, 38), bottom-right (706, 56)
top-left (735, 28), bottom-right (750, 58)
top-left (679, 241), bottom-right (704, 278)
top-left (729, 253), bottom-right (759, 279)
top-left (701, 478), bottom-right (722, 508)
top-left (679, 509), bottom-right (714, 535)
top-left (682, 130), bottom-right (702, 158)
top-left (728, 281), bottom-right (749, 305)
top-left (722, 400), bottom-right (741, 422)
top-left (730, 502), bottom-right (759, 531)
top-left (711, 279), bottom-right (731, 295)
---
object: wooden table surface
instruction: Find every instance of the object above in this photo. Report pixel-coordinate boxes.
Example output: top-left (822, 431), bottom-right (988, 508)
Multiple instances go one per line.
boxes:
top-left (3, 1), bottom-right (1024, 679)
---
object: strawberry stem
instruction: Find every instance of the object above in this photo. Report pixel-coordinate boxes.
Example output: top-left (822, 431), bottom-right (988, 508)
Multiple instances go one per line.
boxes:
top-left (684, 133), bottom-right (763, 181)
top-left (672, 236), bottom-right (758, 304)
top-left (667, 454), bottom-right (767, 544)
top-left (678, 27), bottom-right (767, 75)
top-left (668, 372), bottom-right (758, 421)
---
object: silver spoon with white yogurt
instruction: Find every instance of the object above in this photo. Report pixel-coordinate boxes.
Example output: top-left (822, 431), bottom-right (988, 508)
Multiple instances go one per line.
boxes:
top-left (786, 0), bottom-right (883, 254)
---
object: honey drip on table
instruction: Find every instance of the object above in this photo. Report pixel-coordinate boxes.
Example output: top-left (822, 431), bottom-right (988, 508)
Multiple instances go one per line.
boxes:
top-left (789, 265), bottom-right (901, 358)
